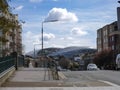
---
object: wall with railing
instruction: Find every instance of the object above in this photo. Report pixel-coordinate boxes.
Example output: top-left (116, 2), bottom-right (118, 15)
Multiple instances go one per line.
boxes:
top-left (0, 54), bottom-right (24, 74)
top-left (0, 56), bottom-right (15, 74)
top-left (18, 55), bottom-right (24, 67)
top-left (0, 54), bottom-right (25, 86)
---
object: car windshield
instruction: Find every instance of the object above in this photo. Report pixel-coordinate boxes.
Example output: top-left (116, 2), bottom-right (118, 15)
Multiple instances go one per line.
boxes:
top-left (88, 64), bottom-right (96, 67)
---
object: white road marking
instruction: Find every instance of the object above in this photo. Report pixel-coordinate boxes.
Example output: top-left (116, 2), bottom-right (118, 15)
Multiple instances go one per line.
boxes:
top-left (98, 80), bottom-right (119, 87)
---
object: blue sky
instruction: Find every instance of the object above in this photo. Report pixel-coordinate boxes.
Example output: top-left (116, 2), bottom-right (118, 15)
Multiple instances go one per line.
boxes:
top-left (9, 0), bottom-right (119, 53)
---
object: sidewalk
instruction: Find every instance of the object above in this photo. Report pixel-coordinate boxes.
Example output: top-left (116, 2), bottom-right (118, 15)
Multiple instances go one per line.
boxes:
top-left (1, 67), bottom-right (120, 89)
top-left (2, 68), bottom-right (66, 87)
top-left (2, 68), bottom-right (111, 87)
top-left (1, 86), bottom-right (120, 90)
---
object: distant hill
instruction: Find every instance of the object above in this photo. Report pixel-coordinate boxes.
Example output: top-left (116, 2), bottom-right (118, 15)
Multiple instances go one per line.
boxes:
top-left (37, 47), bottom-right (62, 56)
top-left (26, 46), bottom-right (96, 59)
top-left (25, 47), bottom-right (62, 58)
top-left (25, 50), bottom-right (39, 58)
top-left (48, 46), bottom-right (97, 58)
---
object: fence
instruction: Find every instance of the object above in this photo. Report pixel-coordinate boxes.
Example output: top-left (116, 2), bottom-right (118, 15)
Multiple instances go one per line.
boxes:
top-left (18, 55), bottom-right (24, 67)
top-left (0, 54), bottom-right (25, 74)
top-left (0, 56), bottom-right (15, 74)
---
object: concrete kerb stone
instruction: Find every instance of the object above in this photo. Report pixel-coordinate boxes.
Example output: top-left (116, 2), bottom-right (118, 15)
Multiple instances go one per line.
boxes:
top-left (1, 86), bottom-right (120, 90)
top-left (0, 67), bottom-right (15, 86)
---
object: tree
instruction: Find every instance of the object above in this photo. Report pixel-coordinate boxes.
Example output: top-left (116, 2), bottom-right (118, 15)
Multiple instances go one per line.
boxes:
top-left (93, 50), bottom-right (114, 69)
top-left (58, 56), bottom-right (70, 69)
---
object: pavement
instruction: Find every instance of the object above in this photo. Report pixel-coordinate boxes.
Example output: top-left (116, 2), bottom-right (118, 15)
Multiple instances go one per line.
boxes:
top-left (1, 66), bottom-right (120, 89)
top-left (1, 86), bottom-right (120, 90)
top-left (2, 68), bottom-right (110, 87)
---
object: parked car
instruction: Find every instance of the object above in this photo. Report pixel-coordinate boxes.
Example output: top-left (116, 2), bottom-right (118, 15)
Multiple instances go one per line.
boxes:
top-left (57, 66), bottom-right (62, 71)
top-left (87, 63), bottom-right (99, 71)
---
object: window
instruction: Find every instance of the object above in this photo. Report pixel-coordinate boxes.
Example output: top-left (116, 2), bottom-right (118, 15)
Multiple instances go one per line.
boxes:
top-left (112, 45), bottom-right (114, 50)
top-left (112, 36), bottom-right (114, 41)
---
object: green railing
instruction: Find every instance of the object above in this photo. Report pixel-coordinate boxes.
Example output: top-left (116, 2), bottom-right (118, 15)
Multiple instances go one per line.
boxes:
top-left (0, 56), bottom-right (15, 74)
top-left (18, 55), bottom-right (24, 67)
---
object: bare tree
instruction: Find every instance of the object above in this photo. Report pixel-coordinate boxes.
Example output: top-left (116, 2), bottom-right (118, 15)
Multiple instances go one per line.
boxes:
top-left (93, 50), bottom-right (114, 69)
top-left (59, 56), bottom-right (70, 69)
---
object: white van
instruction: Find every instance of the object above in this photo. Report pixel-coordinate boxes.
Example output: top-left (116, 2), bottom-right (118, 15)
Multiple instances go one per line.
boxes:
top-left (116, 54), bottom-right (120, 70)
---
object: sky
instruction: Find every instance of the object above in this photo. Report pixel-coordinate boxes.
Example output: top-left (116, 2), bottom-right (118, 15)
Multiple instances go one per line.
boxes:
top-left (9, 0), bottom-right (120, 53)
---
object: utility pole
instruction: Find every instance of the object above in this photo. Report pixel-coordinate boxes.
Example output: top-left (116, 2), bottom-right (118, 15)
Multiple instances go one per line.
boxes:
top-left (41, 22), bottom-right (44, 56)
top-left (34, 44), bottom-right (41, 60)
top-left (41, 20), bottom-right (58, 81)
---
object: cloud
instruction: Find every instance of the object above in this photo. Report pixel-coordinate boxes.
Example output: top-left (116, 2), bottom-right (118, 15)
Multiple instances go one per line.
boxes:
top-left (71, 27), bottom-right (88, 36)
top-left (30, 0), bottom-right (43, 3)
top-left (50, 44), bottom-right (64, 48)
top-left (23, 31), bottom-right (40, 43)
top-left (48, 35), bottom-right (96, 49)
top-left (23, 31), bottom-right (55, 43)
top-left (22, 31), bottom-right (40, 53)
top-left (15, 5), bottom-right (24, 11)
top-left (23, 31), bottom-right (56, 52)
top-left (60, 37), bottom-right (73, 40)
top-left (43, 33), bottom-right (55, 41)
top-left (44, 8), bottom-right (78, 22)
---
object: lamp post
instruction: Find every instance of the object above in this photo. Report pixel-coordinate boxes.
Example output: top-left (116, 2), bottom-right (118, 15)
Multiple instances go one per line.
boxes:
top-left (34, 44), bottom-right (41, 59)
top-left (41, 22), bottom-right (44, 56)
top-left (41, 20), bottom-right (58, 56)
top-left (41, 20), bottom-right (58, 80)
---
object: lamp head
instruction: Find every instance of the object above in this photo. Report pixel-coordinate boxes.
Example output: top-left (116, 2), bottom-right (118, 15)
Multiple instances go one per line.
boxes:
top-left (43, 19), bottom-right (58, 23)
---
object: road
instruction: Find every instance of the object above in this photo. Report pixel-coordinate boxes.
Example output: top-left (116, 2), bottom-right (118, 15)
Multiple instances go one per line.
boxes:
top-left (2, 68), bottom-right (120, 87)
top-left (62, 70), bottom-right (120, 86)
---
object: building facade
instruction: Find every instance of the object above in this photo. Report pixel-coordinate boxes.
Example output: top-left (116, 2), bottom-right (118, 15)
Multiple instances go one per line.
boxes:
top-left (0, 0), bottom-right (22, 57)
top-left (97, 6), bottom-right (120, 55)
top-left (97, 21), bottom-right (120, 53)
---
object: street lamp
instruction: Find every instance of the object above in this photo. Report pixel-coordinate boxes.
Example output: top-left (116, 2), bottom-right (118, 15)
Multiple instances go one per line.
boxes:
top-left (41, 20), bottom-right (58, 56)
top-left (34, 44), bottom-right (41, 59)
top-left (41, 19), bottom-right (58, 80)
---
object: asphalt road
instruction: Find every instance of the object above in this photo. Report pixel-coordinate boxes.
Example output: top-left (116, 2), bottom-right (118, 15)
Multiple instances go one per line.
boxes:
top-left (62, 70), bottom-right (120, 86)
top-left (2, 68), bottom-right (120, 87)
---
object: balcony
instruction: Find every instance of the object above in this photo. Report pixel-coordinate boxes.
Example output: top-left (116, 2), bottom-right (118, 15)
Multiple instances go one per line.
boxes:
top-left (109, 30), bottom-right (120, 36)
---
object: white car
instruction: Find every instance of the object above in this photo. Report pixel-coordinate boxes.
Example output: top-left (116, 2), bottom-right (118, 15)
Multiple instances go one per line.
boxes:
top-left (87, 63), bottom-right (99, 71)
top-left (116, 54), bottom-right (120, 70)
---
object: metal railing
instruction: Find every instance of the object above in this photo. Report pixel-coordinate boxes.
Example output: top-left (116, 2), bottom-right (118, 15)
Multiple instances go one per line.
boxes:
top-left (18, 55), bottom-right (24, 67)
top-left (0, 56), bottom-right (15, 74)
